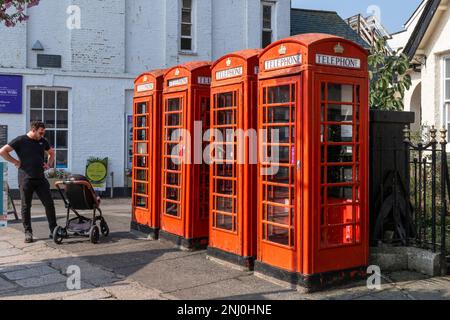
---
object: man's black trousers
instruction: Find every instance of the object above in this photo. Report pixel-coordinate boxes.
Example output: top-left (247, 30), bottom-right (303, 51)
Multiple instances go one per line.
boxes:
top-left (19, 177), bottom-right (57, 234)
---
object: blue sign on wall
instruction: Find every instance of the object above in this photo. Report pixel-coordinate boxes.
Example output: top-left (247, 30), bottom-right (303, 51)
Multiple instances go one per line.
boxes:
top-left (0, 75), bottom-right (23, 114)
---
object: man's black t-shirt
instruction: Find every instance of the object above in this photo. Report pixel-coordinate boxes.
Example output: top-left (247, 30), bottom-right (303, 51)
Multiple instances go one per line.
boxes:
top-left (8, 135), bottom-right (51, 180)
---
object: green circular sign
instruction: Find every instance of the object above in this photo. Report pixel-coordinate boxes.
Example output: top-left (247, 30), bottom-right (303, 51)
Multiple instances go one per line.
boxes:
top-left (86, 162), bottom-right (107, 183)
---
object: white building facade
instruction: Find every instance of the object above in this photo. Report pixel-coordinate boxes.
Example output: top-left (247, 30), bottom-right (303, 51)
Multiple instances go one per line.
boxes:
top-left (390, 0), bottom-right (450, 132)
top-left (0, 0), bottom-right (291, 193)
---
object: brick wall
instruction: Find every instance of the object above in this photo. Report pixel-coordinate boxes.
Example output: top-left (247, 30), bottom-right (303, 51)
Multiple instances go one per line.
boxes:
top-left (0, 0), bottom-right (292, 189)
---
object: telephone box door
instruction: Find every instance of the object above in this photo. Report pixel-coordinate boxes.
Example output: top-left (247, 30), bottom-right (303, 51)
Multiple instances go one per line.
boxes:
top-left (198, 93), bottom-right (211, 225)
top-left (315, 74), bottom-right (368, 273)
top-left (210, 84), bottom-right (243, 253)
top-left (161, 92), bottom-right (187, 237)
top-left (258, 78), bottom-right (300, 271)
top-left (133, 96), bottom-right (152, 226)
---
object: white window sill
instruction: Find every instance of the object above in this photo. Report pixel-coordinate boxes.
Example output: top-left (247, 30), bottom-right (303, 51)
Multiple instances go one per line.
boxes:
top-left (179, 51), bottom-right (198, 56)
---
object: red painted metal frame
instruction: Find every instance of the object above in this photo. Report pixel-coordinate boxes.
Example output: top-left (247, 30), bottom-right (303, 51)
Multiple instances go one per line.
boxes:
top-left (161, 61), bottom-right (212, 244)
top-left (257, 34), bottom-right (369, 276)
top-left (209, 49), bottom-right (261, 260)
top-left (132, 70), bottom-right (165, 233)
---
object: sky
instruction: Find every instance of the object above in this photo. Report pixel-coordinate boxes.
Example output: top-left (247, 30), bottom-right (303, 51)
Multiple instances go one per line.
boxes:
top-left (292, 0), bottom-right (424, 33)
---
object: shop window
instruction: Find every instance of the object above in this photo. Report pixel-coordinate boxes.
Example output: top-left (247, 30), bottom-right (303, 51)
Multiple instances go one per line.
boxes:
top-left (29, 89), bottom-right (69, 169)
top-left (262, 2), bottom-right (274, 48)
top-left (180, 0), bottom-right (193, 52)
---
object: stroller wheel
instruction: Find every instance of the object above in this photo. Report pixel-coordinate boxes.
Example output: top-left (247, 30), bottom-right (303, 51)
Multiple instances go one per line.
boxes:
top-left (100, 219), bottom-right (110, 237)
top-left (89, 225), bottom-right (100, 244)
top-left (53, 226), bottom-right (65, 245)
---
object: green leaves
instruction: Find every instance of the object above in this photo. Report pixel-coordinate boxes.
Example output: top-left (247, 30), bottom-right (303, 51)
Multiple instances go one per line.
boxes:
top-left (0, 0), bottom-right (40, 27)
top-left (369, 38), bottom-right (413, 111)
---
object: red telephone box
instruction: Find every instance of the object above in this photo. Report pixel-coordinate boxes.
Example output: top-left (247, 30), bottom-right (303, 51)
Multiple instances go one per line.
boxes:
top-left (256, 34), bottom-right (369, 290)
top-left (160, 62), bottom-right (212, 249)
top-left (207, 49), bottom-right (260, 269)
top-left (131, 69), bottom-right (165, 239)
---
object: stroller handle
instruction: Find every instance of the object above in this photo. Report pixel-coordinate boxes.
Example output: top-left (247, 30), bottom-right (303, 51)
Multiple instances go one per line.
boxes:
top-left (55, 180), bottom-right (101, 208)
top-left (55, 180), bottom-right (92, 187)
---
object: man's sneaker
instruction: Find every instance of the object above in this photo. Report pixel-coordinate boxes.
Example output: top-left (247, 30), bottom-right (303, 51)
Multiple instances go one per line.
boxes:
top-left (24, 232), bottom-right (34, 243)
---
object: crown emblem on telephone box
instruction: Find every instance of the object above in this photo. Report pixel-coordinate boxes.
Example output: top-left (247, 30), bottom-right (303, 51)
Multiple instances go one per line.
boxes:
top-left (226, 58), bottom-right (232, 67)
top-left (334, 43), bottom-right (344, 54)
top-left (175, 68), bottom-right (180, 76)
top-left (279, 45), bottom-right (287, 55)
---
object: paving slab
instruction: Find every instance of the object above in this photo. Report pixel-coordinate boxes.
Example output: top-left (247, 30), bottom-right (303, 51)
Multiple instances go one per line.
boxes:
top-left (385, 270), bottom-right (431, 285)
top-left (356, 288), bottom-right (413, 300)
top-left (0, 277), bottom-right (17, 292)
top-left (62, 287), bottom-right (113, 300)
top-left (3, 264), bottom-right (58, 281)
top-left (79, 246), bottom-right (199, 271)
top-left (0, 242), bottom-right (13, 250)
top-left (0, 282), bottom-right (94, 300)
top-left (306, 276), bottom-right (396, 300)
top-left (4, 199), bottom-right (449, 300)
top-left (5, 239), bottom-right (47, 250)
top-left (0, 248), bottom-right (23, 258)
top-left (0, 261), bottom-right (33, 273)
top-left (396, 277), bottom-right (450, 300)
top-left (0, 253), bottom-right (37, 265)
top-left (115, 252), bottom-right (247, 294)
top-left (15, 272), bottom-right (68, 288)
top-left (103, 280), bottom-right (170, 300)
top-left (170, 275), bottom-right (301, 300)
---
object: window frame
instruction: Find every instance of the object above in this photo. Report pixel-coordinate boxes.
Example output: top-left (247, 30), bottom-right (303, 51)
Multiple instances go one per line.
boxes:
top-left (444, 56), bottom-right (450, 103)
top-left (179, 0), bottom-right (195, 53)
top-left (261, 1), bottom-right (276, 48)
top-left (441, 56), bottom-right (450, 131)
top-left (28, 87), bottom-right (70, 170)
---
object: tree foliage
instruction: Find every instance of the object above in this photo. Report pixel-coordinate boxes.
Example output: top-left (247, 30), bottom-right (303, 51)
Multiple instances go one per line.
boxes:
top-left (0, 0), bottom-right (39, 27)
top-left (369, 38), bottom-right (413, 111)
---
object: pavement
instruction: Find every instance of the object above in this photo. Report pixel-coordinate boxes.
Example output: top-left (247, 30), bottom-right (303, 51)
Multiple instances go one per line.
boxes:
top-left (1, 198), bottom-right (450, 300)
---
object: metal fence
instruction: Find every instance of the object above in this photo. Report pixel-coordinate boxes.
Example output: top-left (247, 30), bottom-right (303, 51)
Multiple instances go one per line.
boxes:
top-left (372, 125), bottom-right (449, 261)
top-left (404, 126), bottom-right (449, 258)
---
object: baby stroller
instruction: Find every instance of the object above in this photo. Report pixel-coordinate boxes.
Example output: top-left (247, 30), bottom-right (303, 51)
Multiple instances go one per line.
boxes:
top-left (53, 174), bottom-right (109, 244)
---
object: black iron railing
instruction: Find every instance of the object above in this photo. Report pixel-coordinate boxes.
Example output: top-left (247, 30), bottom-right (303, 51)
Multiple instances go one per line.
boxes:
top-left (404, 126), bottom-right (449, 258)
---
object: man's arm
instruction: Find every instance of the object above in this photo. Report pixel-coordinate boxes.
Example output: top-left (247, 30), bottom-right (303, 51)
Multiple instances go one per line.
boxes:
top-left (44, 148), bottom-right (55, 170)
top-left (0, 145), bottom-right (21, 168)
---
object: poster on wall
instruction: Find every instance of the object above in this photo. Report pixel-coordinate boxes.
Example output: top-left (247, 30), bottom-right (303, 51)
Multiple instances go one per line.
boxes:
top-left (0, 125), bottom-right (7, 147)
top-left (0, 75), bottom-right (23, 114)
top-left (85, 157), bottom-right (109, 192)
top-left (127, 115), bottom-right (133, 169)
top-left (0, 163), bottom-right (7, 228)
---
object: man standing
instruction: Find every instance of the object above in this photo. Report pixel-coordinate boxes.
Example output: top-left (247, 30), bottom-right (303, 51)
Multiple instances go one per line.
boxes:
top-left (0, 121), bottom-right (57, 243)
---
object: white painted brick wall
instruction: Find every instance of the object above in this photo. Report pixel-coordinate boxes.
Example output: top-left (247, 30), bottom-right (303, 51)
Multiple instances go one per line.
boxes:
top-left (71, 0), bottom-right (126, 73)
top-left (418, 7), bottom-right (450, 127)
top-left (0, 19), bottom-right (27, 68)
top-left (0, 0), bottom-right (292, 189)
top-left (26, 0), bottom-right (72, 70)
top-left (125, 0), bottom-right (166, 73)
top-left (0, 70), bottom-right (133, 189)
